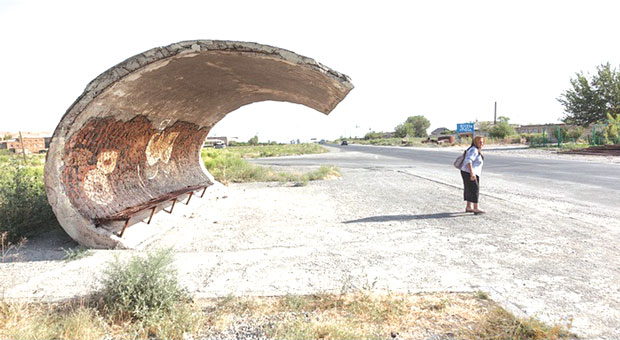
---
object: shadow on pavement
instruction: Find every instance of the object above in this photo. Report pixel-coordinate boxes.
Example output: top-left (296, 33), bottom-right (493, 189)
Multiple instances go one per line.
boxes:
top-left (342, 212), bottom-right (471, 224)
top-left (2, 228), bottom-right (78, 263)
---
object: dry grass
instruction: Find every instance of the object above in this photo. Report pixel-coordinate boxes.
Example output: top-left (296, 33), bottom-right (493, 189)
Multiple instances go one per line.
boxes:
top-left (0, 292), bottom-right (577, 340)
top-left (0, 299), bottom-right (108, 340)
top-left (198, 292), bottom-right (577, 340)
top-left (0, 298), bottom-right (203, 340)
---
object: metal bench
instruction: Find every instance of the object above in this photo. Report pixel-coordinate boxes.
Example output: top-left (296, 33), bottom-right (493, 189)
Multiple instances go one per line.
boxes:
top-left (94, 185), bottom-right (208, 237)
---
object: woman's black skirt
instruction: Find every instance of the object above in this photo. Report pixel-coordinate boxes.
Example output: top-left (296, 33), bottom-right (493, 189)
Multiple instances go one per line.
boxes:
top-left (460, 170), bottom-right (480, 203)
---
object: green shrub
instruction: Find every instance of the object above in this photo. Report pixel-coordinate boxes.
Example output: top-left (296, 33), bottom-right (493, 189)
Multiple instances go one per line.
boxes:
top-left (481, 135), bottom-right (521, 145)
top-left (566, 127), bottom-right (584, 140)
top-left (0, 160), bottom-right (59, 242)
top-left (202, 149), bottom-right (270, 183)
top-left (201, 145), bottom-right (337, 184)
top-left (551, 127), bottom-right (570, 141)
top-left (520, 133), bottom-right (544, 143)
top-left (489, 122), bottom-right (516, 138)
top-left (364, 131), bottom-right (383, 140)
top-left (98, 248), bottom-right (190, 322)
top-left (1, 249), bottom-right (201, 339)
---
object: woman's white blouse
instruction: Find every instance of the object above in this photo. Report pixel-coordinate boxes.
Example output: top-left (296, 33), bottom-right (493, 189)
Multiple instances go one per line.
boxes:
top-left (460, 146), bottom-right (484, 176)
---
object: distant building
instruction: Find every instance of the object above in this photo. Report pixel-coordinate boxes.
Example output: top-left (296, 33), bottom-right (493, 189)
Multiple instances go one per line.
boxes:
top-left (205, 136), bottom-right (228, 146)
top-left (204, 136), bottom-right (239, 146)
top-left (515, 123), bottom-right (567, 134)
top-left (0, 136), bottom-right (47, 154)
top-left (430, 127), bottom-right (450, 136)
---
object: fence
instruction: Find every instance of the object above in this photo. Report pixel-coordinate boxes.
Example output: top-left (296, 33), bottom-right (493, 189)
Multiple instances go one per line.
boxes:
top-left (529, 126), bottom-right (619, 148)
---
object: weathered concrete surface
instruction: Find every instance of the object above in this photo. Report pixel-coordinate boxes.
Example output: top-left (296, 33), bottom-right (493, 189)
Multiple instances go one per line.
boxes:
top-left (44, 40), bottom-right (353, 248)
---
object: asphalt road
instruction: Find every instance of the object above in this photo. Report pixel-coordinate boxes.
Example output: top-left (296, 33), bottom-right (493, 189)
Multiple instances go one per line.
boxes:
top-left (252, 144), bottom-right (620, 208)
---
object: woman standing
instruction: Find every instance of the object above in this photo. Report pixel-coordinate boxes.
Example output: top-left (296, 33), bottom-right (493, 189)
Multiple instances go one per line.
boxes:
top-left (460, 136), bottom-right (485, 214)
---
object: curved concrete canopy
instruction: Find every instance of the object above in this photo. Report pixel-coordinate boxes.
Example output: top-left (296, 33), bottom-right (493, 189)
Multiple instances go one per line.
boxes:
top-left (44, 40), bottom-right (353, 248)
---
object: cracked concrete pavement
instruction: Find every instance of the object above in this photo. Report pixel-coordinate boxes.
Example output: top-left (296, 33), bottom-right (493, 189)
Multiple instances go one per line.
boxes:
top-left (1, 147), bottom-right (619, 339)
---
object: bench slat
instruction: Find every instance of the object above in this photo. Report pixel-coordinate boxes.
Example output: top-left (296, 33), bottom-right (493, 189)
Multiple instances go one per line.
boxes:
top-left (94, 185), bottom-right (207, 224)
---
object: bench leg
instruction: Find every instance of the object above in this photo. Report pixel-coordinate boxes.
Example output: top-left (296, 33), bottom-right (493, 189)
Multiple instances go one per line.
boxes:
top-left (147, 206), bottom-right (157, 224)
top-left (200, 186), bottom-right (207, 198)
top-left (118, 218), bottom-right (130, 238)
top-left (165, 198), bottom-right (177, 214)
top-left (185, 191), bottom-right (194, 205)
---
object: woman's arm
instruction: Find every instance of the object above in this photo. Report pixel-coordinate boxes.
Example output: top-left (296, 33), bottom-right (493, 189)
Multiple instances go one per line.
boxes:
top-left (468, 162), bottom-right (475, 180)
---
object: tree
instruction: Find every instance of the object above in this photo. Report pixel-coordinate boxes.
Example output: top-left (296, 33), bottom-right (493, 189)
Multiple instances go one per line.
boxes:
top-left (558, 63), bottom-right (620, 126)
top-left (488, 116), bottom-right (516, 138)
top-left (477, 121), bottom-right (493, 133)
top-left (605, 113), bottom-right (620, 143)
top-left (248, 135), bottom-right (258, 145)
top-left (394, 124), bottom-right (407, 138)
top-left (394, 115), bottom-right (430, 138)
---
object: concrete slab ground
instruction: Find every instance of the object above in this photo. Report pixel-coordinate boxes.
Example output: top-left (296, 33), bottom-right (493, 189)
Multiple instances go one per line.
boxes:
top-left (1, 149), bottom-right (619, 339)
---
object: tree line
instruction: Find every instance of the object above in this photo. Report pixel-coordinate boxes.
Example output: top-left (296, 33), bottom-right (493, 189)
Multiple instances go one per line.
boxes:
top-left (559, 63), bottom-right (620, 142)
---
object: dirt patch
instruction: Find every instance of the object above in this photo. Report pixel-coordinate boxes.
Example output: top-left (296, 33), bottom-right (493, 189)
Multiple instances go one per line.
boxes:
top-left (197, 292), bottom-right (575, 340)
top-left (561, 145), bottom-right (620, 156)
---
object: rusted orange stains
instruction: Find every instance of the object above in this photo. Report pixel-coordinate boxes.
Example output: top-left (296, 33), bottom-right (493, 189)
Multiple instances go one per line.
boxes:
top-left (146, 131), bottom-right (179, 166)
top-left (83, 150), bottom-right (119, 205)
top-left (62, 116), bottom-right (211, 220)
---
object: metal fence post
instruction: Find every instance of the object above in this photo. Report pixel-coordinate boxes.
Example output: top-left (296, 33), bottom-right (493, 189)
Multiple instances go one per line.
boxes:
top-left (592, 126), bottom-right (596, 145)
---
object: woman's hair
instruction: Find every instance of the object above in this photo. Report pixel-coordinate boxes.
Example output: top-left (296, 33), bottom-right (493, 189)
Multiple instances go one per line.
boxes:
top-left (470, 136), bottom-right (485, 160)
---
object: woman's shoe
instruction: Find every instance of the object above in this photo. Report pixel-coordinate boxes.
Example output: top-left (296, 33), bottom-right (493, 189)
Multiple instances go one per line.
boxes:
top-left (465, 208), bottom-right (474, 213)
top-left (474, 210), bottom-right (486, 215)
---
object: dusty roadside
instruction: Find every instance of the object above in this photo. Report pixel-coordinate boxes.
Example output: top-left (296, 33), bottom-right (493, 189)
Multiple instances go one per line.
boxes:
top-left (1, 148), bottom-right (619, 339)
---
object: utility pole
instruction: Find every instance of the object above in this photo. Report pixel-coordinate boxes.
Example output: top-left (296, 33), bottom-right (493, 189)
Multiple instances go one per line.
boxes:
top-left (494, 101), bottom-right (497, 125)
top-left (18, 131), bottom-right (27, 162)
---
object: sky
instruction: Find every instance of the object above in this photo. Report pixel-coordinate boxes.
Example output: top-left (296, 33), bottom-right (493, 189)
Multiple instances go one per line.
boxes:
top-left (1, 0), bottom-right (620, 142)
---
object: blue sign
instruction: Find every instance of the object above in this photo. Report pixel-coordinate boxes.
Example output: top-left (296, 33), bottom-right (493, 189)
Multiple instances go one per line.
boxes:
top-left (457, 123), bottom-right (475, 133)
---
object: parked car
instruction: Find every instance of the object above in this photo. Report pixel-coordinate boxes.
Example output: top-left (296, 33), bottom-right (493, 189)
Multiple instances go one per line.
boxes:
top-left (214, 141), bottom-right (225, 149)
top-left (319, 139), bottom-right (326, 145)
top-left (341, 140), bottom-right (348, 145)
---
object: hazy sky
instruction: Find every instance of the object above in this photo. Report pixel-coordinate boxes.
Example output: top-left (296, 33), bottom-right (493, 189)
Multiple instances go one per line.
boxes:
top-left (1, 0), bottom-right (620, 142)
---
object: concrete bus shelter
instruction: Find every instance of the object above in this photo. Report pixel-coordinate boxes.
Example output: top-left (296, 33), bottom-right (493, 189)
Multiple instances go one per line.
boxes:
top-left (44, 40), bottom-right (353, 248)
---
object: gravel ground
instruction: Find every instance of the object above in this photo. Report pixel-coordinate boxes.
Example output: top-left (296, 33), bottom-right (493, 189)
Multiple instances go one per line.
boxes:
top-left (1, 147), bottom-right (619, 339)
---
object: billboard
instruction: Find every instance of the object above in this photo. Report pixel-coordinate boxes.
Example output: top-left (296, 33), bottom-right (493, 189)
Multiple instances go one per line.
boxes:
top-left (456, 123), bottom-right (475, 133)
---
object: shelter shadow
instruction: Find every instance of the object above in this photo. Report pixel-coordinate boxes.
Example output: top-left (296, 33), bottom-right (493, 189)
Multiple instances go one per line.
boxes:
top-left (343, 212), bottom-right (470, 224)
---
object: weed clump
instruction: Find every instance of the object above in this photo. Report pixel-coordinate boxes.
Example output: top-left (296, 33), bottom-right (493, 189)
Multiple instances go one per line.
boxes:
top-left (98, 248), bottom-right (190, 322)
top-left (62, 246), bottom-right (93, 261)
top-left (1, 248), bottom-right (201, 339)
